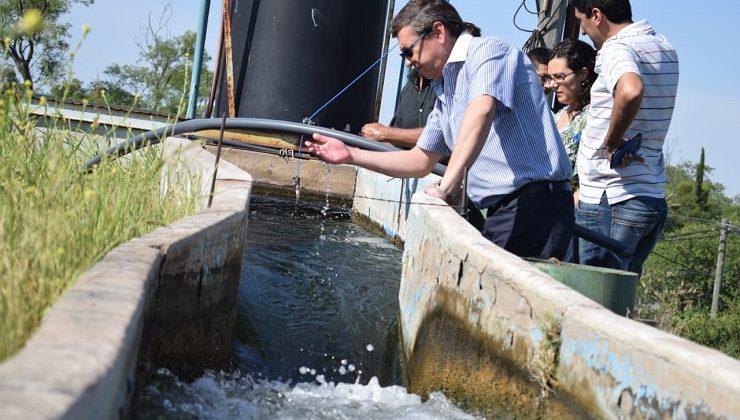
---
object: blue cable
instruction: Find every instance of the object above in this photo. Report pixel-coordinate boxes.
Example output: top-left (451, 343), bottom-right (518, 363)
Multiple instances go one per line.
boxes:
top-left (295, 43), bottom-right (401, 192)
top-left (308, 43), bottom-right (399, 123)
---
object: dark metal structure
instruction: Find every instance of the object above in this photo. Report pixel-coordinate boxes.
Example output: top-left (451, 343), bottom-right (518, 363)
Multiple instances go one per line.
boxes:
top-left (215, 1), bottom-right (390, 133)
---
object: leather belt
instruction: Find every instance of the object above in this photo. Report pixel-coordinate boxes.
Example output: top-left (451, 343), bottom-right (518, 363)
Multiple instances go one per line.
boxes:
top-left (516, 180), bottom-right (572, 195)
top-left (484, 180), bottom-right (571, 213)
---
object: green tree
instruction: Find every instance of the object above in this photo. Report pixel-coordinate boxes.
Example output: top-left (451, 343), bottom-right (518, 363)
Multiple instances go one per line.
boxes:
top-left (101, 26), bottom-right (212, 115)
top-left (50, 77), bottom-right (86, 101)
top-left (694, 147), bottom-right (707, 207)
top-left (0, 0), bottom-right (94, 88)
top-left (638, 159), bottom-right (740, 357)
top-left (663, 160), bottom-right (731, 231)
top-left (87, 79), bottom-right (137, 108)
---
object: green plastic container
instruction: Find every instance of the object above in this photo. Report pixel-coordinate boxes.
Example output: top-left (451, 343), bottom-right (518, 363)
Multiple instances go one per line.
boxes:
top-left (527, 259), bottom-right (638, 316)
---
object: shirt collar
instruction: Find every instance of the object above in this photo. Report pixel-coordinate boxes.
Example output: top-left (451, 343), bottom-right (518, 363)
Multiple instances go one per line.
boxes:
top-left (446, 32), bottom-right (473, 64)
top-left (612, 19), bottom-right (655, 40)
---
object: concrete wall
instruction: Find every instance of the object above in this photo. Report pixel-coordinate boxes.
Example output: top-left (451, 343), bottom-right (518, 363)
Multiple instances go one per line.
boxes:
top-left (395, 192), bottom-right (740, 418)
top-left (0, 138), bottom-right (252, 420)
top-left (352, 168), bottom-right (438, 241)
top-left (209, 147), bottom-right (357, 201)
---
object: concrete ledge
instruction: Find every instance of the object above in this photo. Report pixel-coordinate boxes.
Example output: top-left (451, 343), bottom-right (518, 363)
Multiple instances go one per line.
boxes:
top-left (558, 306), bottom-right (740, 418)
top-left (353, 168), bottom-right (437, 241)
top-left (396, 192), bottom-right (740, 418)
top-left (0, 138), bottom-right (253, 419)
top-left (208, 146), bottom-right (357, 201)
top-left (30, 103), bottom-right (175, 140)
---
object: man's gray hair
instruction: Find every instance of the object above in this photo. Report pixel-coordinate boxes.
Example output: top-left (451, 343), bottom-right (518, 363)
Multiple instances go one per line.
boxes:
top-left (390, 0), bottom-right (466, 37)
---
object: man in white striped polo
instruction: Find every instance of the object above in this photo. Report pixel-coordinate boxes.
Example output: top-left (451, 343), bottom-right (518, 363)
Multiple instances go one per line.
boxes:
top-left (307, 0), bottom-right (574, 260)
top-left (572, 0), bottom-right (679, 273)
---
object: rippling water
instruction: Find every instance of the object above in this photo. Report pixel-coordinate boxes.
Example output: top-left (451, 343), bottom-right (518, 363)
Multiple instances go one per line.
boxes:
top-left (134, 196), bottom-right (478, 419)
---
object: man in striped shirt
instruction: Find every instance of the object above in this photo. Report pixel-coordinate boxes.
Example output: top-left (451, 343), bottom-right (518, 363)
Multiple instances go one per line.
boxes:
top-left (572, 0), bottom-right (679, 273)
top-left (307, 0), bottom-right (574, 259)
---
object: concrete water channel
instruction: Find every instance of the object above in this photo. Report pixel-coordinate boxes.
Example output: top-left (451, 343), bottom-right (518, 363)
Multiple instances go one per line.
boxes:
top-left (1, 121), bottom-right (739, 418)
top-left (132, 195), bottom-right (480, 419)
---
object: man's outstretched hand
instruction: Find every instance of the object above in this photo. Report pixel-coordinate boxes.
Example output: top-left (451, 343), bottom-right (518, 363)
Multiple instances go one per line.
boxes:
top-left (305, 133), bottom-right (353, 164)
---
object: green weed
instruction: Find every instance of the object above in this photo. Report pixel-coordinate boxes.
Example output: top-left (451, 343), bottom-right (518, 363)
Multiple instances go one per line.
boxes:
top-left (0, 83), bottom-right (197, 361)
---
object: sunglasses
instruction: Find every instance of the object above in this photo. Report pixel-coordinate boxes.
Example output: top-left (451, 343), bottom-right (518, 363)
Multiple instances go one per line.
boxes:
top-left (399, 30), bottom-right (430, 59)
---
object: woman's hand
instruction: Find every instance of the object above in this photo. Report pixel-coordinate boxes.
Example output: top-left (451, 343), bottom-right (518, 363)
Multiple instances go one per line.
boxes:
top-left (305, 133), bottom-right (353, 164)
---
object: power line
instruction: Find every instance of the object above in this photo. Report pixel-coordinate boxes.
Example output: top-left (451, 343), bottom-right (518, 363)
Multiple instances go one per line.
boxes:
top-left (521, 0), bottom-right (566, 51)
top-left (667, 213), bottom-right (739, 230)
top-left (661, 228), bottom-right (719, 242)
top-left (649, 250), bottom-right (714, 277)
top-left (522, 0), bottom-right (542, 15)
top-left (662, 235), bottom-right (719, 242)
top-left (512, 0), bottom-right (536, 34)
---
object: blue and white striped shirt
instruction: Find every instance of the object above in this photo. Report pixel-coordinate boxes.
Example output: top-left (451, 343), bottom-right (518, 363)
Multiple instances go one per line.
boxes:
top-left (577, 20), bottom-right (679, 205)
top-left (417, 34), bottom-right (571, 208)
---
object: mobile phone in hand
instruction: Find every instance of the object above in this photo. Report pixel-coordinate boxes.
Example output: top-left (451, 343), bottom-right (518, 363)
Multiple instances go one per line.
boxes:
top-left (610, 133), bottom-right (642, 168)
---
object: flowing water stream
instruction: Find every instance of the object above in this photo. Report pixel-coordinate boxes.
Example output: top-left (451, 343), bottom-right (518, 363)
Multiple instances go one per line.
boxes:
top-left (134, 196), bottom-right (479, 419)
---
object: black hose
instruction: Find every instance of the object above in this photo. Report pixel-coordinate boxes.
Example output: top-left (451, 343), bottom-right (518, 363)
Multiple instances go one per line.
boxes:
top-left (84, 117), bottom-right (631, 258)
top-left (574, 224), bottom-right (632, 258)
top-left (84, 117), bottom-right (447, 175)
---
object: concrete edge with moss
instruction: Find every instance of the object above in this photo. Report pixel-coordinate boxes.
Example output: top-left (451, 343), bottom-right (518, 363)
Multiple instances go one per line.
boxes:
top-left (0, 137), bottom-right (253, 420)
top-left (353, 169), bottom-right (740, 418)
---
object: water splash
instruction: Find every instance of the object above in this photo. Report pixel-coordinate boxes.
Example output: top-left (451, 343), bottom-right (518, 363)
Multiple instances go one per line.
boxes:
top-left (136, 369), bottom-right (480, 420)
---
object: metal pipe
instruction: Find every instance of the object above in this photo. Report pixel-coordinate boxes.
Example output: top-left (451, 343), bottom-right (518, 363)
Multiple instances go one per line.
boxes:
top-left (205, 16), bottom-right (224, 118)
top-left (222, 0), bottom-right (236, 117)
top-left (187, 0), bottom-right (211, 119)
top-left (83, 117), bottom-right (446, 175)
top-left (372, 0), bottom-right (396, 122)
top-left (207, 113), bottom-right (227, 208)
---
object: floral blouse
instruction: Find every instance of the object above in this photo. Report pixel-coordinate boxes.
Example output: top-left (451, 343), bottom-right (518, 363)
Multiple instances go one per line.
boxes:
top-left (554, 105), bottom-right (588, 189)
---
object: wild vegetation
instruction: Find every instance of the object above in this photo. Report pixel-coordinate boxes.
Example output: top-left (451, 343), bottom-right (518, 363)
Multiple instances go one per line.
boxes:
top-left (0, 10), bottom-right (198, 361)
top-left (637, 150), bottom-right (740, 358)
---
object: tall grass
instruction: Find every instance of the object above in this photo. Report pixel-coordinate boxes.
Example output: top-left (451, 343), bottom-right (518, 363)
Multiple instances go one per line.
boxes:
top-left (0, 86), bottom-right (198, 361)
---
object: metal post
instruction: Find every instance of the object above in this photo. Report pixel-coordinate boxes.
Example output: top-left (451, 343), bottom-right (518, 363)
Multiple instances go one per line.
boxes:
top-left (710, 218), bottom-right (728, 318)
top-left (208, 113), bottom-right (227, 208)
top-left (205, 23), bottom-right (224, 118)
top-left (222, 0), bottom-right (236, 117)
top-left (537, 0), bottom-right (569, 49)
top-left (187, 0), bottom-right (211, 119)
top-left (372, 0), bottom-right (396, 122)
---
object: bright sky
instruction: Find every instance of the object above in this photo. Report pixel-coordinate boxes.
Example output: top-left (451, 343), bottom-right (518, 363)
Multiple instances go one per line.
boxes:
top-left (63, 0), bottom-right (739, 198)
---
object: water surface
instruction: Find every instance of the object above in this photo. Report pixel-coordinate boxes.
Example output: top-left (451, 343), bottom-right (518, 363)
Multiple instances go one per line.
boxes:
top-left (134, 196), bottom-right (478, 419)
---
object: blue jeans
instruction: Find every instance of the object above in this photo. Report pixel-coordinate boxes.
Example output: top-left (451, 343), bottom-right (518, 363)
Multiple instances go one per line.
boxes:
top-left (576, 194), bottom-right (667, 274)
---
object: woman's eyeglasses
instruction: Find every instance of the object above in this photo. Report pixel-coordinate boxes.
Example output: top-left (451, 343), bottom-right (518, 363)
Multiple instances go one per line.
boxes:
top-left (542, 71), bottom-right (576, 86)
top-left (400, 31), bottom-right (430, 59)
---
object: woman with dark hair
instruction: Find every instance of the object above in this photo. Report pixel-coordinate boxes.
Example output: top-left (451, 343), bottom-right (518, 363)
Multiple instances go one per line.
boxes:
top-left (546, 39), bottom-right (597, 195)
top-left (546, 39), bottom-right (597, 262)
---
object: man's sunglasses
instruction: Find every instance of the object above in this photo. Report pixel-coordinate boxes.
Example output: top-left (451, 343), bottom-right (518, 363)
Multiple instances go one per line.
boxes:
top-left (399, 30), bottom-right (430, 59)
